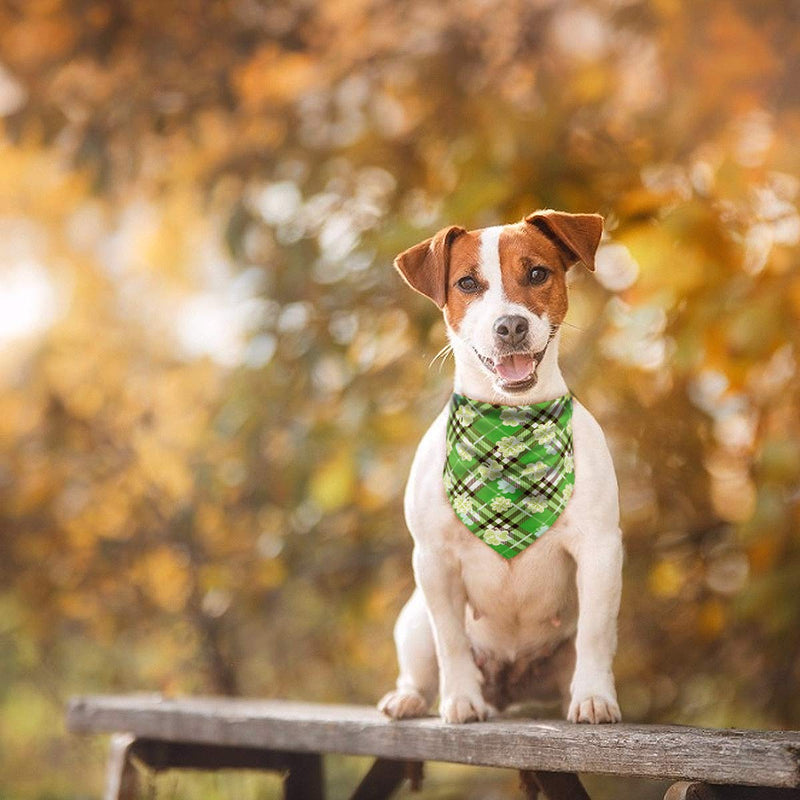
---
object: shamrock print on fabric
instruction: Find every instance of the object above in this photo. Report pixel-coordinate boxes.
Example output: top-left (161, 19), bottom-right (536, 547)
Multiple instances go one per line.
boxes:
top-left (534, 422), bottom-right (558, 445)
top-left (524, 498), bottom-right (547, 514)
top-left (444, 392), bottom-right (576, 559)
top-left (476, 460), bottom-right (503, 482)
top-left (499, 407), bottom-right (531, 427)
top-left (455, 441), bottom-right (475, 461)
top-left (497, 436), bottom-right (527, 458)
top-left (455, 405), bottom-right (480, 427)
top-left (490, 496), bottom-right (514, 513)
top-left (451, 493), bottom-right (474, 520)
top-left (521, 461), bottom-right (548, 480)
top-left (483, 526), bottom-right (512, 546)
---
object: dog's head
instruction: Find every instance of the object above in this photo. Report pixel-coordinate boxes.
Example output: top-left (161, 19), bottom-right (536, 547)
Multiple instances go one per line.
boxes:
top-left (394, 211), bottom-right (603, 395)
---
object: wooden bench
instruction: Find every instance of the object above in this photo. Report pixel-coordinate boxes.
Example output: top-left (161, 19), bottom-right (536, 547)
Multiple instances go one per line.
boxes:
top-left (66, 695), bottom-right (800, 800)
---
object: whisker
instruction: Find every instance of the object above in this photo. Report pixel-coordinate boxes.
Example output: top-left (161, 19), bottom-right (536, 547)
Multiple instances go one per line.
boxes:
top-left (428, 344), bottom-right (448, 368)
top-left (429, 343), bottom-right (453, 370)
top-left (560, 321), bottom-right (586, 332)
top-left (437, 346), bottom-right (454, 373)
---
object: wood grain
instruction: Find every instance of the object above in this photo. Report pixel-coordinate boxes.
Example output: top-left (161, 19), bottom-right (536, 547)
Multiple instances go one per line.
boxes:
top-left (67, 695), bottom-right (800, 789)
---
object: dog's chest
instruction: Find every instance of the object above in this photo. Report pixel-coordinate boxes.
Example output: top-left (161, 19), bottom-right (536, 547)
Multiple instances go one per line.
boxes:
top-left (456, 513), bottom-right (578, 653)
top-left (405, 405), bottom-right (581, 658)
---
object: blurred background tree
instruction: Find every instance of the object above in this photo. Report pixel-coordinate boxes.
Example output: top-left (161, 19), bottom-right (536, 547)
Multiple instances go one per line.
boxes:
top-left (0, 0), bottom-right (799, 797)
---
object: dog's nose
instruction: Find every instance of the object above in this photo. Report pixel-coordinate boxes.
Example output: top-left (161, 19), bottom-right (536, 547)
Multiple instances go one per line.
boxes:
top-left (493, 315), bottom-right (529, 346)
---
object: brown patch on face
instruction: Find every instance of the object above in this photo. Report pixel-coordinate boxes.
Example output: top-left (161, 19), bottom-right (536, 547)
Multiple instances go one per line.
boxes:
top-left (393, 225), bottom-right (465, 308)
top-left (525, 211), bottom-right (603, 271)
top-left (498, 223), bottom-right (570, 326)
top-left (443, 231), bottom-right (483, 332)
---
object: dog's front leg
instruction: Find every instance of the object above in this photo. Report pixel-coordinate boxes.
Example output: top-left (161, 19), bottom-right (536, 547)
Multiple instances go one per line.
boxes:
top-left (413, 545), bottom-right (489, 724)
top-left (567, 529), bottom-right (623, 724)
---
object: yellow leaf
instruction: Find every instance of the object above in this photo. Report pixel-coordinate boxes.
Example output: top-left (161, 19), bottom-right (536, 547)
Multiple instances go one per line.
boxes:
top-left (619, 224), bottom-right (707, 297)
top-left (648, 559), bottom-right (684, 599)
top-left (255, 558), bottom-right (286, 591)
top-left (308, 450), bottom-right (356, 512)
top-left (698, 599), bottom-right (726, 638)
top-left (138, 546), bottom-right (192, 613)
top-left (232, 45), bottom-right (320, 108)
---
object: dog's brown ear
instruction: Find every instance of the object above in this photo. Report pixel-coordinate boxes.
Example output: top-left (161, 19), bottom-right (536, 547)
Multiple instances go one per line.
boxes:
top-left (393, 225), bottom-right (466, 308)
top-left (525, 210), bottom-right (603, 271)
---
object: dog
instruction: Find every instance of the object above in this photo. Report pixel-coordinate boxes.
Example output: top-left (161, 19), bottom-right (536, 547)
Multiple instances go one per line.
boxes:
top-left (378, 210), bottom-right (623, 725)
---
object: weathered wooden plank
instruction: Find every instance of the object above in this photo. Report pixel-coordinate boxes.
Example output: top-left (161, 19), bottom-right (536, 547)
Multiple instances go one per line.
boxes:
top-left (67, 695), bottom-right (800, 789)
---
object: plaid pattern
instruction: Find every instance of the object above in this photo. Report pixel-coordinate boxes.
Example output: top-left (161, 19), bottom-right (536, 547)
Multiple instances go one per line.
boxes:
top-left (444, 392), bottom-right (575, 559)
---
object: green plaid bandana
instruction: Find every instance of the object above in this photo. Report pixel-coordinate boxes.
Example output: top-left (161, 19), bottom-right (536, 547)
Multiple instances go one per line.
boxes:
top-left (444, 393), bottom-right (575, 559)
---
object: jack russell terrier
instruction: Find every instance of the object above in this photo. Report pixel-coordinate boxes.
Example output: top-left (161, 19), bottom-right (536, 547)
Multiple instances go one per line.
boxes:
top-left (378, 210), bottom-right (623, 725)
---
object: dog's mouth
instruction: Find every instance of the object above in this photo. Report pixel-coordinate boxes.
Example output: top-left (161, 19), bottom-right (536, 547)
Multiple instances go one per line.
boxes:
top-left (474, 349), bottom-right (544, 392)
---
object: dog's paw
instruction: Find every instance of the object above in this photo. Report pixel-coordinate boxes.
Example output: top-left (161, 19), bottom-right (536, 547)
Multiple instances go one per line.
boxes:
top-left (439, 691), bottom-right (490, 724)
top-left (567, 693), bottom-right (621, 724)
top-left (378, 689), bottom-right (429, 720)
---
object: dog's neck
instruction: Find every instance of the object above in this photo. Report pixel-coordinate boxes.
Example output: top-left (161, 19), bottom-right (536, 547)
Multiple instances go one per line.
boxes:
top-left (450, 329), bottom-right (568, 407)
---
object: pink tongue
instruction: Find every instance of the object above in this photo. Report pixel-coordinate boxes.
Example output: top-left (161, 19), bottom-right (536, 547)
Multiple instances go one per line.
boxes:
top-left (496, 354), bottom-right (535, 382)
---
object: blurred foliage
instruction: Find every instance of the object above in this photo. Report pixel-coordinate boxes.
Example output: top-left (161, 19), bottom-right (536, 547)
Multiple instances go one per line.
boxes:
top-left (0, 0), bottom-right (799, 797)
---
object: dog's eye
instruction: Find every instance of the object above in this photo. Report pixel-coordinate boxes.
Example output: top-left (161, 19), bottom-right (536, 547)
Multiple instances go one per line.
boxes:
top-left (528, 266), bottom-right (550, 285)
top-left (456, 276), bottom-right (480, 293)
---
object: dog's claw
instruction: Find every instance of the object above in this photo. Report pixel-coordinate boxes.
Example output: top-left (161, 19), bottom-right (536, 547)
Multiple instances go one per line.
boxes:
top-left (378, 689), bottom-right (429, 720)
top-left (440, 693), bottom-right (490, 724)
top-left (567, 694), bottom-right (621, 724)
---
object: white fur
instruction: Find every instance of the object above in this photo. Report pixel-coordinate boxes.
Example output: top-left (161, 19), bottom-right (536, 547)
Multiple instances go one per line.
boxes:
top-left (478, 225), bottom-right (504, 289)
top-left (379, 225), bottom-right (623, 725)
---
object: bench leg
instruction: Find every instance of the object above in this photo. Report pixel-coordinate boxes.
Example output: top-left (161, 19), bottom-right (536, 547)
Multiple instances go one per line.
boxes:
top-left (521, 770), bottom-right (592, 800)
top-left (104, 734), bottom-right (139, 800)
top-left (520, 771), bottom-right (540, 799)
top-left (665, 783), bottom-right (800, 799)
top-left (349, 758), bottom-right (424, 800)
top-left (284, 752), bottom-right (324, 800)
